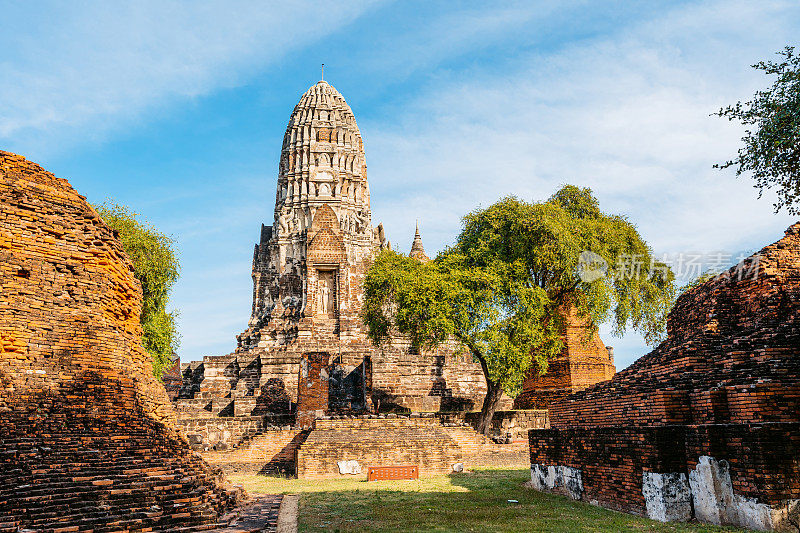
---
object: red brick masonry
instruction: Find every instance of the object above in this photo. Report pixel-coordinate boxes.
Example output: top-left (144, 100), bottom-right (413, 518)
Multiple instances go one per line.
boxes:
top-left (529, 223), bottom-right (800, 531)
top-left (0, 151), bottom-right (240, 532)
top-left (515, 305), bottom-right (615, 410)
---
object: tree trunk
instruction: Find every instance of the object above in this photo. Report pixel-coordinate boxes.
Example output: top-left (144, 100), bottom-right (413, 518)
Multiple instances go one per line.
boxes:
top-left (476, 379), bottom-right (503, 436)
top-left (470, 348), bottom-right (503, 436)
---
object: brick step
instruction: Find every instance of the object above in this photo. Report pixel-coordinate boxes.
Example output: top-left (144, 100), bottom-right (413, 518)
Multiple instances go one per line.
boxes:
top-left (20, 497), bottom-right (218, 519)
top-left (8, 479), bottom-right (209, 497)
top-left (6, 481), bottom-right (229, 525)
top-left (22, 504), bottom-right (222, 531)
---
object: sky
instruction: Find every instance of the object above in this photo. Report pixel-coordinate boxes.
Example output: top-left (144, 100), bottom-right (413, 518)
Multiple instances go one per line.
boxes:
top-left (2, 0), bottom-right (798, 370)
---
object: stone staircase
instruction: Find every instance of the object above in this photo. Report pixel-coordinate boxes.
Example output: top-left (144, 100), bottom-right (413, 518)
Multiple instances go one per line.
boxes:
top-left (439, 424), bottom-right (495, 456)
top-left (203, 428), bottom-right (309, 476)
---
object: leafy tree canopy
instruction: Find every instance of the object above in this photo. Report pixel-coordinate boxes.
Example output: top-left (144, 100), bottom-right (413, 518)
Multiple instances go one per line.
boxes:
top-left (715, 46), bottom-right (800, 215)
top-left (95, 202), bottom-right (180, 378)
top-left (363, 185), bottom-right (674, 434)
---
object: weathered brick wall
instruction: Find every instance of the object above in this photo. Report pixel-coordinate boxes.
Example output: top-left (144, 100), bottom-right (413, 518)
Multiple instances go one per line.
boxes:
top-left (684, 423), bottom-right (800, 505)
top-left (464, 409), bottom-right (549, 439)
top-left (0, 151), bottom-right (239, 531)
top-left (297, 351), bottom-right (330, 426)
top-left (202, 428), bottom-right (309, 476)
top-left (528, 224), bottom-right (800, 529)
top-left (436, 409), bottom-right (549, 439)
top-left (162, 355), bottom-right (182, 401)
top-left (529, 423), bottom-right (800, 515)
top-left (530, 426), bottom-right (689, 514)
top-left (176, 415), bottom-right (266, 449)
top-left (296, 417), bottom-right (463, 479)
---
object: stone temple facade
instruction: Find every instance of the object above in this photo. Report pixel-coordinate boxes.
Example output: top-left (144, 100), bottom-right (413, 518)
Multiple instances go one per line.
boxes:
top-left (177, 80), bottom-right (488, 427)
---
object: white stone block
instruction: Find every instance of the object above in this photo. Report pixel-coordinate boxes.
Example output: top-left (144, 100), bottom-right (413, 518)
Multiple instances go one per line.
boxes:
top-left (688, 455), bottom-right (796, 531)
top-left (688, 455), bottom-right (736, 526)
top-left (530, 464), bottom-right (583, 500)
top-left (642, 472), bottom-right (692, 522)
top-left (337, 460), bottom-right (362, 475)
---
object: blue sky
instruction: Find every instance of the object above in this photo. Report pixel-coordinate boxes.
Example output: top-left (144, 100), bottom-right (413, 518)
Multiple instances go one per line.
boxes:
top-left (2, 0), bottom-right (798, 370)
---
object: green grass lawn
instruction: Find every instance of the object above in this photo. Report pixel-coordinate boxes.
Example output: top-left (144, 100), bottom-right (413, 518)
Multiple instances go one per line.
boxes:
top-left (230, 468), bottom-right (751, 533)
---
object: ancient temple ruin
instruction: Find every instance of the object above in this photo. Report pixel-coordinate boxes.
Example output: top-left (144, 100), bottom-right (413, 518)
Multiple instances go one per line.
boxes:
top-left (170, 80), bottom-right (627, 480)
top-left (514, 305), bottom-right (616, 409)
top-left (0, 151), bottom-right (240, 531)
top-left (176, 80), bottom-right (487, 431)
top-left (528, 224), bottom-right (800, 531)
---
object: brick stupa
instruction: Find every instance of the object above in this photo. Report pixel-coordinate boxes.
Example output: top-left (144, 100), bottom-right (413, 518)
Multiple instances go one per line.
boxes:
top-left (0, 151), bottom-right (239, 531)
top-left (514, 305), bottom-right (615, 409)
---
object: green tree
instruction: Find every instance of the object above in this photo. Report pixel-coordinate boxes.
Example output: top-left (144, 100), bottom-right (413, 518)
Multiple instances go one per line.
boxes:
top-left (95, 202), bottom-right (180, 378)
top-left (715, 46), bottom-right (800, 215)
top-left (362, 185), bottom-right (674, 435)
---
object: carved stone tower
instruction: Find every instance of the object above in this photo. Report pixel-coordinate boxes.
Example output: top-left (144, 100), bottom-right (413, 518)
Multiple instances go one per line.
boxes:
top-left (177, 80), bottom-right (487, 423)
top-left (242, 80), bottom-right (388, 349)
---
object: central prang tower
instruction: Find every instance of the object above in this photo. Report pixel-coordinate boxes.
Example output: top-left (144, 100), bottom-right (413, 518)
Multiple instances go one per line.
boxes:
top-left (242, 79), bottom-right (389, 349)
top-left (177, 80), bottom-right (487, 427)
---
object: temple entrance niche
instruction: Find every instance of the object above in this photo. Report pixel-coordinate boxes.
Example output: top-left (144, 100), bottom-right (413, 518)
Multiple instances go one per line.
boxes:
top-left (328, 357), bottom-right (370, 413)
top-left (316, 269), bottom-right (337, 318)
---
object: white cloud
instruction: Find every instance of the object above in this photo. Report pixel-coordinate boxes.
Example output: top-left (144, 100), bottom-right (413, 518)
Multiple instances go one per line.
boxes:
top-left (364, 0), bottom-right (799, 368)
top-left (5, 0), bottom-right (796, 369)
top-left (0, 0), bottom-right (380, 154)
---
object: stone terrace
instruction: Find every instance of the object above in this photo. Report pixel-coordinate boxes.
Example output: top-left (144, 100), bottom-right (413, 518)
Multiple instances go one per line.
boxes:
top-left (296, 417), bottom-right (482, 479)
top-left (196, 412), bottom-right (540, 480)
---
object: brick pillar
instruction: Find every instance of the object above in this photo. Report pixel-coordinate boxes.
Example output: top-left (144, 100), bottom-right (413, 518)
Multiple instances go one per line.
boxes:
top-left (297, 352), bottom-right (330, 427)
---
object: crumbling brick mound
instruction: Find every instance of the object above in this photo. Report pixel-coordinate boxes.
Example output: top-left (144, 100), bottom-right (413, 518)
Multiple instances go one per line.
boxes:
top-left (551, 223), bottom-right (800, 428)
top-left (0, 151), bottom-right (239, 531)
top-left (529, 225), bottom-right (800, 529)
